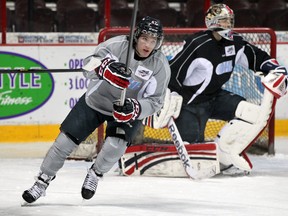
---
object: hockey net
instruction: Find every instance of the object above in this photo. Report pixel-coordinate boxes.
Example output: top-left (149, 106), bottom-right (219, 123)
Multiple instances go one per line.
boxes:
top-left (68, 27), bottom-right (276, 160)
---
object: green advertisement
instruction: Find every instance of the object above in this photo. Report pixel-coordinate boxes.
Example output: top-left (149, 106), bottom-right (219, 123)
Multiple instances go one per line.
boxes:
top-left (0, 51), bottom-right (54, 119)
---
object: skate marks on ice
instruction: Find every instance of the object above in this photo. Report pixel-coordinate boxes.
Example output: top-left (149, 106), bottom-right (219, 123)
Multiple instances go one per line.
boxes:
top-left (4, 188), bottom-right (244, 216)
top-left (1, 152), bottom-right (288, 215)
top-left (5, 187), bottom-right (288, 216)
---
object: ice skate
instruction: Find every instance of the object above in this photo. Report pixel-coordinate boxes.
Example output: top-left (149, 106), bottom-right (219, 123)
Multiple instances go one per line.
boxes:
top-left (81, 165), bottom-right (102, 200)
top-left (221, 165), bottom-right (250, 176)
top-left (22, 172), bottom-right (55, 203)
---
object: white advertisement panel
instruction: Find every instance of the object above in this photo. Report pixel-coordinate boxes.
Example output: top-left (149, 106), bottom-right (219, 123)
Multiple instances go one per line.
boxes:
top-left (0, 45), bottom-right (96, 124)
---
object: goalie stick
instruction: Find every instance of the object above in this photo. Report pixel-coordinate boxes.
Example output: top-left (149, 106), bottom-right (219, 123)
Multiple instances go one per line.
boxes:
top-left (167, 118), bottom-right (219, 179)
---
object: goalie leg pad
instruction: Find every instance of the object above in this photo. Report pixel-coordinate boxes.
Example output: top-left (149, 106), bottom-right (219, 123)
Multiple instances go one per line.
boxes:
top-left (217, 143), bottom-right (252, 171)
top-left (40, 132), bottom-right (78, 176)
top-left (216, 89), bottom-right (275, 171)
top-left (120, 143), bottom-right (220, 177)
top-left (94, 137), bottom-right (128, 174)
top-left (216, 119), bottom-right (264, 171)
top-left (235, 101), bottom-right (262, 124)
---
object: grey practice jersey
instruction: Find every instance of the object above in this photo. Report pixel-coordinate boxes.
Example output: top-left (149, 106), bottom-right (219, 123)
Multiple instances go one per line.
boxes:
top-left (83, 35), bottom-right (171, 119)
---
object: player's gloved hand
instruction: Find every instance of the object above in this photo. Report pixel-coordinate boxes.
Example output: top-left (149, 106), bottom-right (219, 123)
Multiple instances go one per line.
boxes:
top-left (95, 57), bottom-right (131, 90)
top-left (113, 98), bottom-right (141, 123)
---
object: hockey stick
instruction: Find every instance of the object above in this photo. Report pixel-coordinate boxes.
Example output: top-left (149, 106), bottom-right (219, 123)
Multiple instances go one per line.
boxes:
top-left (0, 54), bottom-right (102, 74)
top-left (0, 68), bottom-right (83, 73)
top-left (119, 0), bottom-right (139, 106)
top-left (167, 118), bottom-right (219, 179)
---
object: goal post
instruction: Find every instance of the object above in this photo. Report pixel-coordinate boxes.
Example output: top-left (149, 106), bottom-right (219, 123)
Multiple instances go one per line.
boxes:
top-left (68, 27), bottom-right (277, 160)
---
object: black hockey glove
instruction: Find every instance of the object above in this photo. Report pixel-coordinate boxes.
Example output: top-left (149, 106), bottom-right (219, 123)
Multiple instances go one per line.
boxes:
top-left (96, 57), bottom-right (131, 90)
top-left (113, 98), bottom-right (141, 123)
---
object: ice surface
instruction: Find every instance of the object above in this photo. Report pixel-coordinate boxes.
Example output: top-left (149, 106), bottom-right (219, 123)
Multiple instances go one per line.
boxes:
top-left (0, 138), bottom-right (288, 216)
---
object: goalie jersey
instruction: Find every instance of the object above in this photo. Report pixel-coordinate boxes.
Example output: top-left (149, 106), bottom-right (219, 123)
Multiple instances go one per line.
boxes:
top-left (168, 30), bottom-right (274, 105)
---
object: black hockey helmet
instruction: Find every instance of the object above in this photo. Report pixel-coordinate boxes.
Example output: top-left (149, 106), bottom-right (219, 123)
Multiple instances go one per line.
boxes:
top-left (134, 16), bottom-right (164, 50)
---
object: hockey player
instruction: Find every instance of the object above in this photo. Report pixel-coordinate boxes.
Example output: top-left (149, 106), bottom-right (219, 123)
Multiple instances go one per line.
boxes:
top-left (22, 16), bottom-right (170, 203)
top-left (145, 4), bottom-right (288, 175)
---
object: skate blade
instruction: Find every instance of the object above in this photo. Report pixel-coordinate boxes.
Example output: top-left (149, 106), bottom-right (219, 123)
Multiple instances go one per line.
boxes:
top-left (21, 201), bottom-right (32, 207)
top-left (82, 198), bottom-right (89, 203)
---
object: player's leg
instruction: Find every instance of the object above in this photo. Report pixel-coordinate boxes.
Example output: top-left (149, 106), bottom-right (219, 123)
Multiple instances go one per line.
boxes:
top-left (210, 90), bottom-right (246, 174)
top-left (22, 94), bottom-right (105, 203)
top-left (210, 90), bottom-right (244, 121)
top-left (175, 102), bottom-right (211, 143)
top-left (212, 89), bottom-right (275, 174)
top-left (81, 120), bottom-right (142, 200)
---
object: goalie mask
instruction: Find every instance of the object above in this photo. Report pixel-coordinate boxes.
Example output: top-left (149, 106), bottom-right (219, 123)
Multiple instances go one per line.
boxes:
top-left (134, 16), bottom-right (164, 50)
top-left (205, 4), bottom-right (234, 40)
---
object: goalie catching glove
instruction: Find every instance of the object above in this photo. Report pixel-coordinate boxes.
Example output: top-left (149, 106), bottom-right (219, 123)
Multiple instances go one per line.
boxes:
top-left (261, 69), bottom-right (288, 99)
top-left (96, 57), bottom-right (131, 90)
top-left (143, 89), bottom-right (183, 129)
top-left (260, 59), bottom-right (288, 98)
top-left (113, 98), bottom-right (141, 123)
